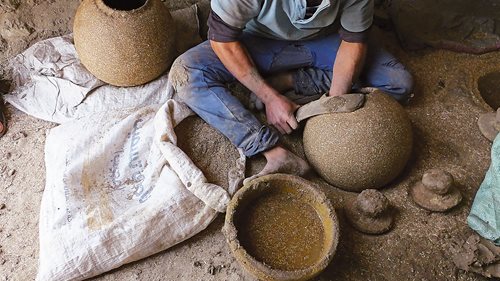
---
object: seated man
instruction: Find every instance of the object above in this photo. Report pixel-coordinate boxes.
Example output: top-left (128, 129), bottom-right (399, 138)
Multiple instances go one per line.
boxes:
top-left (171, 0), bottom-right (413, 183)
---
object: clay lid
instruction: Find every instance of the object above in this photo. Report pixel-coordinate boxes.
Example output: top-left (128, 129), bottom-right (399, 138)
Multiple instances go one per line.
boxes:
top-left (410, 169), bottom-right (462, 212)
top-left (345, 189), bottom-right (393, 235)
top-left (477, 108), bottom-right (500, 142)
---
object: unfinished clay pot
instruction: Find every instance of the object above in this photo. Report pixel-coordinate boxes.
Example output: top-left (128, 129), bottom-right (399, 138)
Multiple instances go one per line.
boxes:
top-left (224, 174), bottom-right (339, 281)
top-left (303, 90), bottom-right (413, 192)
top-left (478, 108), bottom-right (500, 142)
top-left (73, 0), bottom-right (176, 86)
top-left (410, 169), bottom-right (462, 212)
top-left (345, 189), bottom-right (394, 235)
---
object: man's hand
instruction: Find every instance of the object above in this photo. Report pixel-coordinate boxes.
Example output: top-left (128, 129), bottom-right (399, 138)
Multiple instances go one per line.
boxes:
top-left (211, 40), bottom-right (300, 134)
top-left (265, 94), bottom-right (299, 134)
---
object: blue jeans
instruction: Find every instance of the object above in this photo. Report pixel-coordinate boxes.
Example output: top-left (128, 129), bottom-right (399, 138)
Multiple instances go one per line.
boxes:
top-left (172, 33), bottom-right (414, 157)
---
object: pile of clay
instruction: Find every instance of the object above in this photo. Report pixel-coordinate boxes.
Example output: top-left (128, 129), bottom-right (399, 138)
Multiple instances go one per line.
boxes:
top-left (224, 174), bottom-right (339, 281)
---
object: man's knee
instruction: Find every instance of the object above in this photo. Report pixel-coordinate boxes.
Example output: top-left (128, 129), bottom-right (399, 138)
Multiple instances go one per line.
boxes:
top-left (397, 69), bottom-right (414, 103)
top-left (170, 54), bottom-right (195, 92)
top-left (385, 68), bottom-right (414, 103)
top-left (170, 51), bottom-right (211, 105)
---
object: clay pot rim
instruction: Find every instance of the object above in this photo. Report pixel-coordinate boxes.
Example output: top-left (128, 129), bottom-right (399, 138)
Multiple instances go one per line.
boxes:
top-left (96, 0), bottom-right (151, 17)
top-left (224, 174), bottom-right (339, 281)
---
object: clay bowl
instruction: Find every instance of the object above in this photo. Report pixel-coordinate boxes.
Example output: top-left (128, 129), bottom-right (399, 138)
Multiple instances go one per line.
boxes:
top-left (224, 174), bottom-right (339, 281)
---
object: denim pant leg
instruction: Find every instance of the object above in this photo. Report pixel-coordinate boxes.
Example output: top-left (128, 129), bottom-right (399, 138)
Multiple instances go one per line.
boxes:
top-left (171, 41), bottom-right (280, 157)
top-left (291, 33), bottom-right (414, 103)
top-left (172, 35), bottom-right (324, 157)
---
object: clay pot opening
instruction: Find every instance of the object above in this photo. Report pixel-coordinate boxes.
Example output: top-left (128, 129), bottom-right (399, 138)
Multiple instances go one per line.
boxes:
top-left (102, 0), bottom-right (147, 11)
top-left (225, 174), bottom-right (339, 281)
top-left (478, 71), bottom-right (500, 110)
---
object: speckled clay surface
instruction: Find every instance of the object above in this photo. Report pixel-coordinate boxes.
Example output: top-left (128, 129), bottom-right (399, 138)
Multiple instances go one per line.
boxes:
top-left (224, 174), bottom-right (339, 281)
top-left (73, 0), bottom-right (176, 86)
top-left (303, 91), bottom-right (413, 192)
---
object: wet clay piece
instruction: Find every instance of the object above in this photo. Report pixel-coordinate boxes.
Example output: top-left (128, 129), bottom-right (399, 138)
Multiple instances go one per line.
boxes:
top-left (303, 91), bottom-right (413, 192)
top-left (453, 234), bottom-right (500, 278)
top-left (346, 189), bottom-right (393, 235)
top-left (224, 174), bottom-right (339, 281)
top-left (73, 0), bottom-right (176, 86)
top-left (295, 93), bottom-right (366, 122)
top-left (478, 108), bottom-right (500, 142)
top-left (478, 71), bottom-right (500, 110)
top-left (410, 169), bottom-right (462, 212)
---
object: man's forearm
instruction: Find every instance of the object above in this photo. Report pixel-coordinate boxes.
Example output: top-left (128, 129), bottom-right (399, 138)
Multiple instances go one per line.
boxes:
top-left (329, 41), bottom-right (367, 97)
top-left (210, 40), bottom-right (279, 104)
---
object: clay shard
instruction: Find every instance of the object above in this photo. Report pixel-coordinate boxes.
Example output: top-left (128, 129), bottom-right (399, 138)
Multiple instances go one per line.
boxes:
top-left (345, 189), bottom-right (394, 235)
top-left (453, 234), bottom-right (500, 278)
top-left (478, 108), bottom-right (500, 142)
top-left (410, 169), bottom-right (462, 212)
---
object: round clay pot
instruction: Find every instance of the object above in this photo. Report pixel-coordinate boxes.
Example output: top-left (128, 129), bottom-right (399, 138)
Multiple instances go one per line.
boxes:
top-left (303, 91), bottom-right (413, 192)
top-left (224, 174), bottom-right (339, 281)
top-left (73, 0), bottom-right (176, 86)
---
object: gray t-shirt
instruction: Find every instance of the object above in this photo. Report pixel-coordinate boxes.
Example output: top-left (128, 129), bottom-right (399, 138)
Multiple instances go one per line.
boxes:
top-left (211, 0), bottom-right (374, 41)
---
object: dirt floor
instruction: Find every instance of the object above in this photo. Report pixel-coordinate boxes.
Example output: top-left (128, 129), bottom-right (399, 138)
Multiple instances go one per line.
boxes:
top-left (0, 0), bottom-right (498, 281)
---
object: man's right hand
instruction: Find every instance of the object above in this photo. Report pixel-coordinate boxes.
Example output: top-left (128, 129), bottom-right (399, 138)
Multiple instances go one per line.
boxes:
top-left (210, 40), bottom-right (299, 134)
top-left (264, 94), bottom-right (299, 134)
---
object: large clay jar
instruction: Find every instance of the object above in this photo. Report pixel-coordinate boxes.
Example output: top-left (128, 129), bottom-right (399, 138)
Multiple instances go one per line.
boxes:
top-left (303, 91), bottom-right (413, 192)
top-left (73, 0), bottom-right (176, 86)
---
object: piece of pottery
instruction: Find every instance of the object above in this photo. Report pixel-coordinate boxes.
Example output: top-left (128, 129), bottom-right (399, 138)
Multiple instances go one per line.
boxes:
top-left (303, 90), bottom-right (413, 192)
top-left (478, 108), bottom-right (500, 142)
top-left (73, 0), bottom-right (176, 86)
top-left (345, 189), bottom-right (394, 235)
top-left (224, 174), bottom-right (339, 281)
top-left (410, 169), bottom-right (462, 212)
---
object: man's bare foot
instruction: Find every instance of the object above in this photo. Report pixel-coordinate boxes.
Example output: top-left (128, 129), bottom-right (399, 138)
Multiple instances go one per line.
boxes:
top-left (243, 146), bottom-right (311, 185)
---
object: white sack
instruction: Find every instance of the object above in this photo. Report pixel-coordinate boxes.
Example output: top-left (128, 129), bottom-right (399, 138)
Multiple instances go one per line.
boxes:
top-left (37, 99), bottom-right (245, 281)
top-left (5, 34), bottom-right (170, 124)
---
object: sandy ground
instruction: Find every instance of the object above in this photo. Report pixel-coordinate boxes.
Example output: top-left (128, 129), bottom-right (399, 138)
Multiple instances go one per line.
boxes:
top-left (0, 0), bottom-right (498, 280)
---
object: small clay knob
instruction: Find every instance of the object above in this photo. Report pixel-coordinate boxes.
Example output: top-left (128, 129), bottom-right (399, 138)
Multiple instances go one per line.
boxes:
top-left (421, 169), bottom-right (454, 195)
top-left (355, 189), bottom-right (389, 218)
